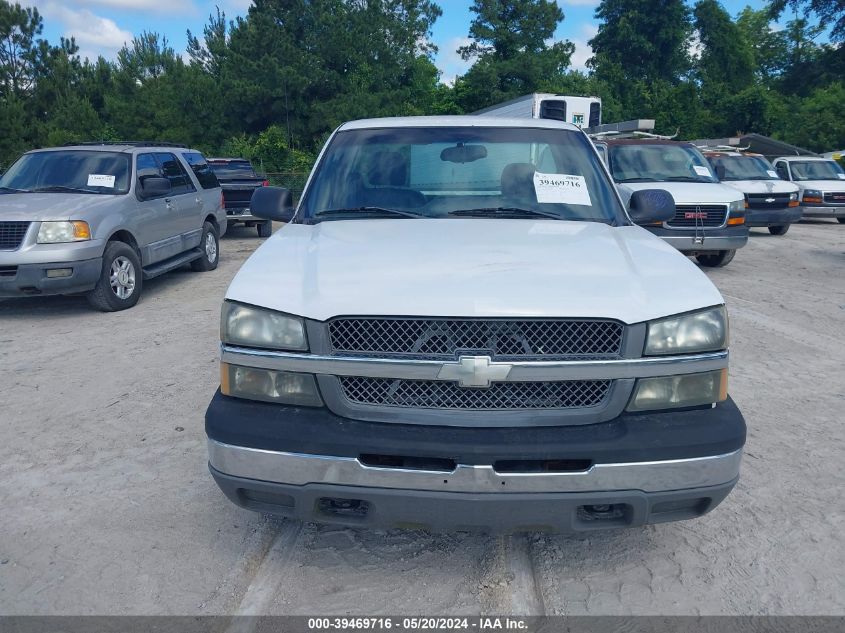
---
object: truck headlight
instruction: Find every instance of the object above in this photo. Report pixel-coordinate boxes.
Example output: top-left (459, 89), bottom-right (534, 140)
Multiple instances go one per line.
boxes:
top-left (627, 369), bottom-right (727, 412)
top-left (37, 221), bottom-right (91, 243)
top-left (728, 199), bottom-right (744, 213)
top-left (221, 301), bottom-right (308, 351)
top-left (221, 363), bottom-right (322, 406)
top-left (802, 189), bottom-right (823, 203)
top-left (789, 192), bottom-right (798, 201)
top-left (645, 306), bottom-right (728, 355)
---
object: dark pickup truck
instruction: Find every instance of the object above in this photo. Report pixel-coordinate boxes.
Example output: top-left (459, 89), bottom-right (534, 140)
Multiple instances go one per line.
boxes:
top-left (208, 158), bottom-right (272, 237)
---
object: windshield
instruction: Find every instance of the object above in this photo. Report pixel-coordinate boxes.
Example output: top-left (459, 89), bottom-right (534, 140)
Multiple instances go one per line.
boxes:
top-left (707, 155), bottom-right (780, 181)
top-left (209, 161), bottom-right (258, 179)
top-left (300, 126), bottom-right (624, 224)
top-left (789, 160), bottom-right (845, 181)
top-left (608, 143), bottom-right (716, 183)
top-left (0, 150), bottom-right (131, 194)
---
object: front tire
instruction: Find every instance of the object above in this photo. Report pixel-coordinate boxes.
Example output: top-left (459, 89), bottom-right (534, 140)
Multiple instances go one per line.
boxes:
top-left (87, 242), bottom-right (143, 312)
top-left (257, 221), bottom-right (272, 238)
top-left (769, 225), bottom-right (789, 235)
top-left (191, 221), bottom-right (219, 272)
top-left (696, 249), bottom-right (736, 268)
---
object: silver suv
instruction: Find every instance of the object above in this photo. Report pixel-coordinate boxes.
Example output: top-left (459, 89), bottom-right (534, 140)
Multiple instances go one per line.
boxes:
top-left (0, 142), bottom-right (227, 311)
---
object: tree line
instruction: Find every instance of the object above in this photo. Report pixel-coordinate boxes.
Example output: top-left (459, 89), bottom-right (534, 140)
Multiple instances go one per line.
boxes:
top-left (1, 0), bottom-right (843, 172)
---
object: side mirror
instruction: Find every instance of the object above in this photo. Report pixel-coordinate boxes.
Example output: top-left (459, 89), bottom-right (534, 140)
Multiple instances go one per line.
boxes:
top-left (250, 186), bottom-right (294, 222)
top-left (139, 176), bottom-right (171, 199)
top-left (714, 164), bottom-right (726, 180)
top-left (628, 189), bottom-right (675, 225)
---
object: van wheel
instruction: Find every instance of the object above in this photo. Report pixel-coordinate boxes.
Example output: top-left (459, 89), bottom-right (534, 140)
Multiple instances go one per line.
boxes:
top-left (696, 249), bottom-right (736, 268)
top-left (191, 221), bottom-right (219, 272)
top-left (87, 242), bottom-right (143, 311)
top-left (769, 225), bottom-right (789, 235)
top-left (257, 221), bottom-right (272, 238)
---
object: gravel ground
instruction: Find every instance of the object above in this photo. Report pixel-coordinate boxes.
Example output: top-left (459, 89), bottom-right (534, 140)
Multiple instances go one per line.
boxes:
top-left (1, 221), bottom-right (843, 616)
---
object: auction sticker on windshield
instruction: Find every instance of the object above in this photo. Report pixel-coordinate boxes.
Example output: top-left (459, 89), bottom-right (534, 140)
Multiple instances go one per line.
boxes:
top-left (533, 173), bottom-right (592, 206)
top-left (693, 165), bottom-right (711, 178)
top-left (767, 170), bottom-right (778, 178)
top-left (87, 174), bottom-right (116, 188)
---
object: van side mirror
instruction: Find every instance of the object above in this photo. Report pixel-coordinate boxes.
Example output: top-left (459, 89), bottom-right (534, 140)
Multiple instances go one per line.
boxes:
top-left (139, 176), bottom-right (171, 199)
top-left (628, 189), bottom-right (675, 224)
top-left (714, 164), bottom-right (726, 180)
top-left (251, 186), bottom-right (294, 222)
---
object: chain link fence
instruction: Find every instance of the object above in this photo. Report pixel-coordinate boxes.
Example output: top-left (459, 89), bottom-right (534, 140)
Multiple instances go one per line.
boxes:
top-left (264, 172), bottom-right (311, 203)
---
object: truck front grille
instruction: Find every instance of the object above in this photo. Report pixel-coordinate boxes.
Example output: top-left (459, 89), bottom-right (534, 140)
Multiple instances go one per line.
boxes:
top-left (746, 193), bottom-right (791, 209)
top-left (666, 205), bottom-right (728, 228)
top-left (0, 222), bottom-right (30, 250)
top-left (328, 318), bottom-right (624, 360)
top-left (339, 376), bottom-right (611, 411)
top-left (824, 192), bottom-right (845, 204)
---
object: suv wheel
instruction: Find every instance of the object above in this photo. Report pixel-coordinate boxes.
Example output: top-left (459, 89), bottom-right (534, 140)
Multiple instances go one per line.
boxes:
top-left (191, 221), bottom-right (219, 272)
top-left (87, 242), bottom-right (143, 312)
top-left (769, 225), bottom-right (789, 235)
top-left (257, 221), bottom-right (272, 238)
top-left (696, 249), bottom-right (736, 268)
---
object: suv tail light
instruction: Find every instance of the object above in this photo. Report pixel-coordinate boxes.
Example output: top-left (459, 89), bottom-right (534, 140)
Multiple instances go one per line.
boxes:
top-left (262, 180), bottom-right (270, 187)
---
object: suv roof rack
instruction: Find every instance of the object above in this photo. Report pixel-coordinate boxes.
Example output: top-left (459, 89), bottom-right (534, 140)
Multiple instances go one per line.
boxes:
top-left (63, 141), bottom-right (187, 148)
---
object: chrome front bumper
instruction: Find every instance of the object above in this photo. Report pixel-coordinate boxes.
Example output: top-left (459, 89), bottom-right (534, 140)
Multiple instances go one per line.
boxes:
top-left (208, 439), bottom-right (742, 495)
top-left (801, 205), bottom-right (845, 218)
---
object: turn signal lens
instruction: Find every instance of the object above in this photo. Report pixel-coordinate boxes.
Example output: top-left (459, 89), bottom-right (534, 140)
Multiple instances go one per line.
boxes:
top-left (803, 196), bottom-right (823, 204)
top-left (788, 200), bottom-right (799, 208)
top-left (71, 221), bottom-right (91, 239)
top-left (727, 216), bottom-right (745, 225)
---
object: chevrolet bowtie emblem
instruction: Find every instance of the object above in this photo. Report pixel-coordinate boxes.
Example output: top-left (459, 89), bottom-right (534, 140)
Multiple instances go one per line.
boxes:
top-left (437, 356), bottom-right (512, 388)
top-left (765, 197), bottom-right (776, 203)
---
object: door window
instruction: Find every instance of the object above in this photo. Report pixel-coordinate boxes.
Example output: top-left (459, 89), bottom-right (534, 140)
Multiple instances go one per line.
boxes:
top-left (776, 163), bottom-right (790, 180)
top-left (182, 151), bottom-right (219, 189)
top-left (156, 152), bottom-right (195, 195)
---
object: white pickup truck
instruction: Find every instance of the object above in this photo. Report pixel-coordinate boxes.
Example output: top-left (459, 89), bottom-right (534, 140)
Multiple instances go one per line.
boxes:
top-left (205, 116), bottom-right (745, 533)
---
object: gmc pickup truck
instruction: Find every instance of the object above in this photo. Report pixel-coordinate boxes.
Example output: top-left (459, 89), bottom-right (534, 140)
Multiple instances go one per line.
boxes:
top-left (208, 158), bottom-right (272, 236)
top-left (205, 116), bottom-right (746, 533)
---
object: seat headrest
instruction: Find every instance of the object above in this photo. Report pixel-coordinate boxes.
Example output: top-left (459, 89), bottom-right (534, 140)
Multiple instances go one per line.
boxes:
top-left (367, 151), bottom-right (408, 187)
top-left (501, 162), bottom-right (537, 198)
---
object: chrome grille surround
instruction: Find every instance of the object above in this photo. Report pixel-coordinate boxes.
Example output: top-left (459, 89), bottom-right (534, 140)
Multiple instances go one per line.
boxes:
top-left (339, 376), bottom-right (611, 411)
top-left (327, 317), bottom-right (624, 360)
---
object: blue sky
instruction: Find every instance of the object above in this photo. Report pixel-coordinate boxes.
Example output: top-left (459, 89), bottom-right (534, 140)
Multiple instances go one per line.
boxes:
top-left (27, 0), bottom-right (782, 83)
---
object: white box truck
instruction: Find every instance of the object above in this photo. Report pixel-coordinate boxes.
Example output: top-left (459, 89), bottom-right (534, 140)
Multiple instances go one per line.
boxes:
top-left (475, 93), bottom-right (602, 128)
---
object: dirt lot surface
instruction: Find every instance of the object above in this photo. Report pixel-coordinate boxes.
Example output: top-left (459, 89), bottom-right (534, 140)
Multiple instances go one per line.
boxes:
top-left (1, 221), bottom-right (843, 616)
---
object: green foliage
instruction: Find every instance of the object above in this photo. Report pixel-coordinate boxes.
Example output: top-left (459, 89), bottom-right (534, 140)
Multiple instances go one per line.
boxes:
top-left (456, 0), bottom-right (573, 111)
top-left (221, 126), bottom-right (316, 173)
top-left (0, 0), bottom-right (843, 170)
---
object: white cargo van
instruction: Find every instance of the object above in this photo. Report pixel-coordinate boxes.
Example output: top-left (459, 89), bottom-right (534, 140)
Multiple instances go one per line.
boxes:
top-left (772, 156), bottom-right (845, 223)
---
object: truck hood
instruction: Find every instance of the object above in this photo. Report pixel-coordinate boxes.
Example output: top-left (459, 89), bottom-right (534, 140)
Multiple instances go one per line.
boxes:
top-left (721, 180), bottom-right (798, 194)
top-left (617, 181), bottom-right (744, 205)
top-left (226, 219), bottom-right (724, 324)
top-left (0, 192), bottom-right (121, 222)
top-left (794, 180), bottom-right (845, 193)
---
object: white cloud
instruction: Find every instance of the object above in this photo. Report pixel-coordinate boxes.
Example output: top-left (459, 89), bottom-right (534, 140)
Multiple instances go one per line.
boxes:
top-left (569, 23), bottom-right (598, 72)
top-left (66, 0), bottom-right (196, 14)
top-left (436, 36), bottom-right (474, 86)
top-left (29, 1), bottom-right (133, 60)
top-left (556, 0), bottom-right (600, 7)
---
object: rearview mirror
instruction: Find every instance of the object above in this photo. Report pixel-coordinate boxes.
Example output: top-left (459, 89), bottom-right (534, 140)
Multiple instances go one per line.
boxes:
top-left (628, 189), bottom-right (675, 225)
top-left (251, 186), bottom-right (294, 222)
top-left (441, 144), bottom-right (487, 164)
top-left (139, 176), bottom-right (171, 199)
top-left (714, 164), bottom-right (726, 180)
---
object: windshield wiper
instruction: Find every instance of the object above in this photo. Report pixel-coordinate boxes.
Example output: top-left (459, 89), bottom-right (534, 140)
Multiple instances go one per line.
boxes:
top-left (0, 186), bottom-right (31, 193)
top-left (664, 176), bottom-right (710, 182)
top-left (616, 177), bottom-right (655, 183)
top-left (313, 206), bottom-right (423, 220)
top-left (29, 185), bottom-right (100, 194)
top-left (448, 207), bottom-right (562, 220)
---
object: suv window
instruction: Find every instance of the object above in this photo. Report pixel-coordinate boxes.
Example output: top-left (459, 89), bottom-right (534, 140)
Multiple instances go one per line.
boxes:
top-left (182, 151), bottom-right (220, 189)
top-left (156, 152), bottom-right (195, 195)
